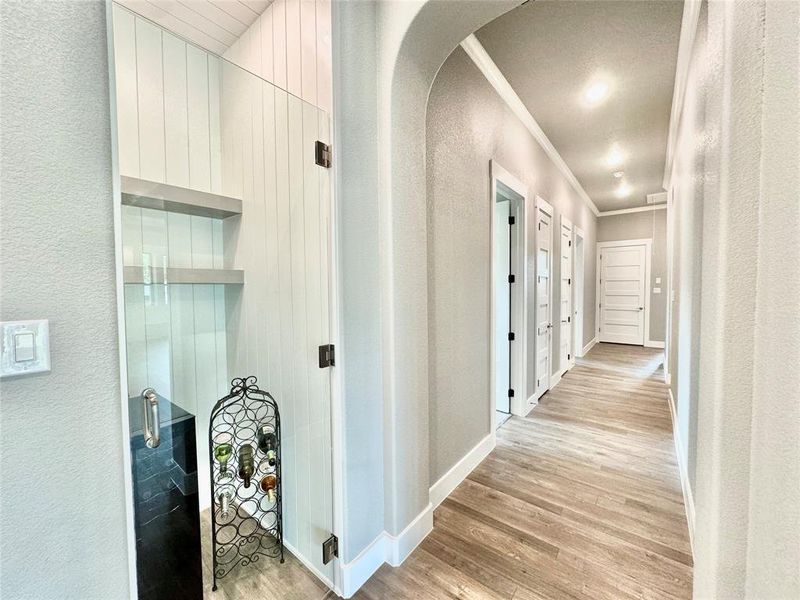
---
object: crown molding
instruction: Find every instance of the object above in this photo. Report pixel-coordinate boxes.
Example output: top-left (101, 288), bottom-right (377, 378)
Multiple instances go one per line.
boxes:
top-left (599, 204), bottom-right (667, 217)
top-left (460, 34), bottom-right (600, 217)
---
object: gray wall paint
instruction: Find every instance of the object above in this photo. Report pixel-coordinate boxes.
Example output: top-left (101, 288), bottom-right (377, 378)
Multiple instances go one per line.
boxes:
top-left (331, 0), bottom-right (385, 563)
top-left (426, 47), bottom-right (598, 483)
top-left (0, 2), bottom-right (131, 598)
top-left (598, 209), bottom-right (668, 342)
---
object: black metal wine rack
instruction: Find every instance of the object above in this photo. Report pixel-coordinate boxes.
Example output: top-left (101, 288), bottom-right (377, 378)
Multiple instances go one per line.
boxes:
top-left (208, 376), bottom-right (283, 591)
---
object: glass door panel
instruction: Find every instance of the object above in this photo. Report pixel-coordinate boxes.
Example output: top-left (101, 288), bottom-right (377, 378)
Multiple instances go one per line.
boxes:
top-left (113, 5), bottom-right (335, 598)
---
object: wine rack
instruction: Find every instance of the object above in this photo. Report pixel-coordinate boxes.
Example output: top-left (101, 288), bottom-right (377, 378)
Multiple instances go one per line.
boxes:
top-left (208, 376), bottom-right (283, 591)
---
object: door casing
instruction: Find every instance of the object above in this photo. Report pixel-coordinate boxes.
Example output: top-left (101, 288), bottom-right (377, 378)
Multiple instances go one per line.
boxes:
top-left (533, 196), bottom-right (554, 403)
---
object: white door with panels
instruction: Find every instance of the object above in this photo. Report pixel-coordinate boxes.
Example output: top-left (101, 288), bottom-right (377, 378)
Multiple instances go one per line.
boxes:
top-left (560, 217), bottom-right (573, 372)
top-left (534, 198), bottom-right (554, 401)
top-left (598, 242), bottom-right (648, 345)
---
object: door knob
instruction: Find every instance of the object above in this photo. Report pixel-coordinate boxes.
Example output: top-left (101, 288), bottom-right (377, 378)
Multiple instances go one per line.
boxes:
top-left (142, 388), bottom-right (160, 449)
top-left (638, 306), bottom-right (644, 311)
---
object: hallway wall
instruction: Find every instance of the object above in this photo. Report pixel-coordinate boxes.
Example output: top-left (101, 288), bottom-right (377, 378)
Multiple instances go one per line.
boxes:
top-left (598, 208), bottom-right (668, 343)
top-left (0, 2), bottom-right (131, 598)
top-left (426, 46), bottom-right (598, 484)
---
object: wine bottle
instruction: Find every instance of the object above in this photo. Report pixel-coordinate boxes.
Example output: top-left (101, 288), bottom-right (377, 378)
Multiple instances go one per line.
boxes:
top-left (214, 443), bottom-right (233, 474)
top-left (257, 425), bottom-right (278, 467)
top-left (238, 444), bottom-right (254, 488)
top-left (259, 474), bottom-right (278, 503)
top-left (217, 486), bottom-right (234, 519)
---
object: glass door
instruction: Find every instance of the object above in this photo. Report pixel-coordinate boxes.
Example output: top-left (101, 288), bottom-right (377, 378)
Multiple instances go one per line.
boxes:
top-left (113, 5), bottom-right (335, 599)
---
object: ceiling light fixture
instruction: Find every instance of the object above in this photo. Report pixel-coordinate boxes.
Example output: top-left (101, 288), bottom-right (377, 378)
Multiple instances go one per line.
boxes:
top-left (606, 145), bottom-right (625, 168)
top-left (613, 171), bottom-right (625, 179)
top-left (584, 80), bottom-right (610, 105)
top-left (616, 183), bottom-right (632, 198)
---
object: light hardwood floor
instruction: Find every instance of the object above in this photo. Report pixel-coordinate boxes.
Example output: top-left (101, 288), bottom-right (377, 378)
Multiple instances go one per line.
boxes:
top-left (353, 343), bottom-right (692, 599)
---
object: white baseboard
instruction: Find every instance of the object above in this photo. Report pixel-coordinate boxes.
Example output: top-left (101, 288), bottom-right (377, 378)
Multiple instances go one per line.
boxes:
top-left (581, 336), bottom-right (598, 356)
top-left (339, 533), bottom-right (387, 598)
top-left (645, 340), bottom-right (666, 349)
top-left (667, 388), bottom-right (695, 556)
top-left (550, 367), bottom-right (566, 389)
top-left (430, 433), bottom-right (495, 509)
top-left (338, 503), bottom-right (433, 597)
top-left (385, 503), bottom-right (433, 567)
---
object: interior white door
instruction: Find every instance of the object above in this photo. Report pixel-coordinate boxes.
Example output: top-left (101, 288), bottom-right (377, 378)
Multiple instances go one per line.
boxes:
top-left (560, 218), bottom-right (573, 371)
top-left (534, 203), bottom-right (552, 400)
top-left (494, 199), bottom-right (511, 414)
top-left (599, 244), bottom-right (647, 344)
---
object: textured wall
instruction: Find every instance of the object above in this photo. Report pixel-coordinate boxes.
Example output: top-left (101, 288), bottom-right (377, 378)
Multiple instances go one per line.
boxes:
top-left (426, 47), bottom-right (598, 484)
top-left (0, 2), bottom-right (131, 598)
top-left (598, 209), bottom-right (668, 342)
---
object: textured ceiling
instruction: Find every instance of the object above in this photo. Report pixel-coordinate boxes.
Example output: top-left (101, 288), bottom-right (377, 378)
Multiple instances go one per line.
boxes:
top-left (476, 0), bottom-right (683, 211)
top-left (116, 0), bottom-right (271, 56)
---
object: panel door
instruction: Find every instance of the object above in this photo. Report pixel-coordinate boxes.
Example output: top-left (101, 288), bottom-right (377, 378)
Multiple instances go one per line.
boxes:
top-left (535, 207), bottom-right (552, 400)
top-left (560, 219), bottom-right (573, 371)
top-left (599, 244), bottom-right (647, 345)
top-left (494, 199), bottom-right (511, 413)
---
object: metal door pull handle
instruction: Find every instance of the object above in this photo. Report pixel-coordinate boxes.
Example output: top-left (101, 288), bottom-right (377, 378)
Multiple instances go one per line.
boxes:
top-left (142, 388), bottom-right (160, 448)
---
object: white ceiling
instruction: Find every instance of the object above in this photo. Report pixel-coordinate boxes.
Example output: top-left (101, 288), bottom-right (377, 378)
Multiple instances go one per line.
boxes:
top-left (476, 0), bottom-right (683, 211)
top-left (116, 0), bottom-right (271, 56)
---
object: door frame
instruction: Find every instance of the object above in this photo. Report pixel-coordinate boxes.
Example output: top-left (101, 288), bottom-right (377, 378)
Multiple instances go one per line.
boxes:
top-left (559, 215), bottom-right (574, 374)
top-left (595, 238), bottom-right (652, 346)
top-left (573, 226), bottom-right (585, 360)
top-left (489, 160), bottom-right (528, 426)
top-left (533, 195), bottom-right (555, 404)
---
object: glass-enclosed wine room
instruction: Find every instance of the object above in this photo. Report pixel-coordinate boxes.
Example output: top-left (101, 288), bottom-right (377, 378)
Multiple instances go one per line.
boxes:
top-left (111, 4), bottom-right (335, 598)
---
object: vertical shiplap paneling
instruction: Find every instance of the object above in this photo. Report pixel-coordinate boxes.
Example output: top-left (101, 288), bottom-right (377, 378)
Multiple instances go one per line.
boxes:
top-left (169, 285), bottom-right (197, 415)
top-left (122, 205), bottom-right (143, 265)
top-left (284, 0), bottom-right (302, 97)
top-left (260, 5), bottom-right (275, 83)
top-left (287, 93), bottom-right (310, 561)
top-left (315, 0), bottom-right (332, 114)
top-left (191, 217), bottom-right (214, 269)
top-left (250, 77), bottom-right (270, 386)
top-left (299, 0), bottom-right (317, 106)
top-left (273, 87), bottom-right (296, 546)
top-left (112, 5), bottom-right (140, 177)
top-left (272, 0), bottom-right (288, 90)
top-left (135, 17), bottom-right (166, 183)
top-left (140, 208), bottom-right (171, 398)
top-left (162, 32), bottom-right (190, 187)
top-left (208, 56), bottom-right (223, 194)
top-left (262, 83), bottom-right (282, 407)
top-left (213, 285), bottom-right (228, 398)
top-left (168, 214), bottom-right (193, 268)
top-left (301, 101), bottom-right (324, 573)
top-left (193, 284), bottom-right (219, 510)
top-left (187, 44), bottom-right (211, 192)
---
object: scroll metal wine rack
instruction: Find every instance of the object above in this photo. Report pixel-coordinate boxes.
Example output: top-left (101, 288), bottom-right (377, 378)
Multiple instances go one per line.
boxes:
top-left (208, 377), bottom-right (283, 591)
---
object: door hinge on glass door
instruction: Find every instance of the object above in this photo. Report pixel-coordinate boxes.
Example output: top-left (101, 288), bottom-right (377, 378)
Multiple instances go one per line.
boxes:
top-left (315, 141), bottom-right (331, 168)
top-left (322, 534), bottom-right (339, 564)
top-left (319, 344), bottom-right (335, 368)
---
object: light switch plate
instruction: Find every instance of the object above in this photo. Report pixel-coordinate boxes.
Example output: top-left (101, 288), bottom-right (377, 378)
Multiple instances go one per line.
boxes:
top-left (655, 277), bottom-right (662, 284)
top-left (653, 287), bottom-right (662, 294)
top-left (1, 320), bottom-right (51, 378)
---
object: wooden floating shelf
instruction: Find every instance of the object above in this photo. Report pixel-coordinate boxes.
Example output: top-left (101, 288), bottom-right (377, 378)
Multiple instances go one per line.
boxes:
top-left (121, 175), bottom-right (242, 219)
top-left (123, 266), bottom-right (244, 285)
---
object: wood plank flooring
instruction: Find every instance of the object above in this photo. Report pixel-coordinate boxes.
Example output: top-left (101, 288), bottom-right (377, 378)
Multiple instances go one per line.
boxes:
top-left (354, 343), bottom-right (692, 600)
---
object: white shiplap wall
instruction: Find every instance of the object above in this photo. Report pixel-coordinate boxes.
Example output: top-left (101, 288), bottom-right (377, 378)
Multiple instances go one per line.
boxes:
top-left (112, 3), bottom-right (335, 587)
top-left (223, 0), bottom-right (332, 113)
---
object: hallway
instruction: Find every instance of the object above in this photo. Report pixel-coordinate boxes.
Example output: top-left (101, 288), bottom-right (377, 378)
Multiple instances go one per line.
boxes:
top-left (354, 344), bottom-right (692, 599)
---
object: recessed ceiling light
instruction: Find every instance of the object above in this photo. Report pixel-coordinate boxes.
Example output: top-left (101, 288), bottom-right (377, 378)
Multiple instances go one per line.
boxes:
top-left (616, 183), bottom-right (632, 198)
top-left (613, 171), bottom-right (624, 179)
top-left (584, 80), bottom-right (610, 105)
top-left (606, 146), bottom-right (625, 168)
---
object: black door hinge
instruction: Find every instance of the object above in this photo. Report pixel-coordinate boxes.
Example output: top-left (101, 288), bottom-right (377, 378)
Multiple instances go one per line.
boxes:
top-left (508, 332), bottom-right (515, 341)
top-left (318, 344), bottom-right (335, 368)
top-left (567, 316), bottom-right (571, 323)
top-left (322, 534), bottom-right (338, 564)
top-left (568, 353), bottom-right (571, 360)
top-left (508, 215), bottom-right (515, 225)
top-left (508, 274), bottom-right (515, 284)
top-left (538, 222), bottom-right (541, 231)
top-left (508, 388), bottom-right (515, 398)
top-left (569, 240), bottom-right (572, 247)
top-left (568, 278), bottom-right (571, 285)
top-left (315, 141), bottom-right (331, 168)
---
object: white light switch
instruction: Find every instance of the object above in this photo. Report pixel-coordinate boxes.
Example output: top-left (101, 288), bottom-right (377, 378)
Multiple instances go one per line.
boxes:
top-left (655, 277), bottom-right (662, 284)
top-left (653, 287), bottom-right (662, 294)
top-left (1, 320), bottom-right (50, 378)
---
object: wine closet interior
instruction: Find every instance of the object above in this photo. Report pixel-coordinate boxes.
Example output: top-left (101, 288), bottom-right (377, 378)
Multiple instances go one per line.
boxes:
top-left (115, 4), bottom-right (335, 596)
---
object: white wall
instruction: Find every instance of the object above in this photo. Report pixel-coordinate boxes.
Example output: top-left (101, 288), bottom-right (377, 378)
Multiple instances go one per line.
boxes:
top-left (666, 1), bottom-right (800, 597)
top-left (0, 2), bottom-right (131, 598)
